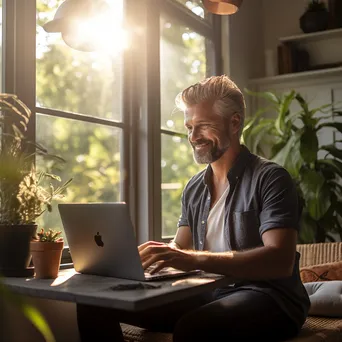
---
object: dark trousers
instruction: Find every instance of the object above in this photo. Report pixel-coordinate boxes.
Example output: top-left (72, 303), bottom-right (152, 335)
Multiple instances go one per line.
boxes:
top-left (77, 288), bottom-right (299, 342)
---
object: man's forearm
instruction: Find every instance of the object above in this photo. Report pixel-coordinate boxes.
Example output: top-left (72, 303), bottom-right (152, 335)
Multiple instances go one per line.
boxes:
top-left (168, 240), bottom-right (182, 249)
top-left (192, 246), bottom-right (294, 280)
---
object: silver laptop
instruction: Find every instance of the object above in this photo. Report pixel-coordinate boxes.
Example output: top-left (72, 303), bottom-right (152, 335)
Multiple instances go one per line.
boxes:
top-left (58, 202), bottom-right (200, 281)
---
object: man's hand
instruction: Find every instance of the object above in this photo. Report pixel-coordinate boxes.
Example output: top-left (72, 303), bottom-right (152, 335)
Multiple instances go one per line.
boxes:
top-left (138, 241), bottom-right (197, 274)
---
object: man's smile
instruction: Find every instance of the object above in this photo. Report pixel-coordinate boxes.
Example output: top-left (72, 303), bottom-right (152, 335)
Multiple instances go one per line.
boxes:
top-left (195, 142), bottom-right (210, 150)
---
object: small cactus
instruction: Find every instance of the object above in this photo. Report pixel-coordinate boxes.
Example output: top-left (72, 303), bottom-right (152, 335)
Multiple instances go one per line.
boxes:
top-left (35, 228), bottom-right (63, 242)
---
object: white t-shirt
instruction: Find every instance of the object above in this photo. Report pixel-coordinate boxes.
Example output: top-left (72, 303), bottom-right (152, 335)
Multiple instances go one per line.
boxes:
top-left (204, 183), bottom-right (230, 252)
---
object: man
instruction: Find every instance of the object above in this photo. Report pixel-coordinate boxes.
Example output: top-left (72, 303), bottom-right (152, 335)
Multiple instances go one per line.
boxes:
top-left (78, 75), bottom-right (310, 342)
top-left (137, 75), bottom-right (310, 341)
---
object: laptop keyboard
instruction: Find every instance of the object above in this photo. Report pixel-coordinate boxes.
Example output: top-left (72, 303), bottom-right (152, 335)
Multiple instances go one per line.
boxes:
top-left (144, 266), bottom-right (183, 276)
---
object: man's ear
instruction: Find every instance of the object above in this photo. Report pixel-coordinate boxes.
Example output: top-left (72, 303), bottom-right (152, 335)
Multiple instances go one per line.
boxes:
top-left (230, 113), bottom-right (241, 135)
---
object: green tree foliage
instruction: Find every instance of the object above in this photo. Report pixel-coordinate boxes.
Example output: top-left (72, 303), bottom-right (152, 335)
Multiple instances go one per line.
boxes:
top-left (160, 12), bottom-right (209, 236)
top-left (36, 0), bottom-right (209, 240)
top-left (36, 0), bottom-right (121, 241)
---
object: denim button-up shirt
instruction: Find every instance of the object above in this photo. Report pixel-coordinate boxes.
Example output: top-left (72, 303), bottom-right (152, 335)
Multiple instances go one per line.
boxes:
top-left (177, 145), bottom-right (310, 329)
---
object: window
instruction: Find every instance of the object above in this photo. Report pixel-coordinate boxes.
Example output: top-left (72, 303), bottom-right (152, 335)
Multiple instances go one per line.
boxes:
top-left (159, 2), bottom-right (220, 238)
top-left (35, 0), bottom-right (125, 244)
top-left (4, 0), bottom-right (221, 251)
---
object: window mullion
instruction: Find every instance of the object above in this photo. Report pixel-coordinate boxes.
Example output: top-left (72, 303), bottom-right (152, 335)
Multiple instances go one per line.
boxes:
top-left (4, 0), bottom-right (36, 145)
top-left (123, 0), bottom-right (137, 223)
top-left (150, 2), bottom-right (162, 243)
top-left (36, 107), bottom-right (125, 129)
top-left (160, 129), bottom-right (187, 139)
top-left (127, 0), bottom-right (161, 244)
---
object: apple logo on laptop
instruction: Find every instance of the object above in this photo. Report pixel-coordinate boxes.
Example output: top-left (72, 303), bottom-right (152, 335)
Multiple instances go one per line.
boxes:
top-left (94, 232), bottom-right (104, 247)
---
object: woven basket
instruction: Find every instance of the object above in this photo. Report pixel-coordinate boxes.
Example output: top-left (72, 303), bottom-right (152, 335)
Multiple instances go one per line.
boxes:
top-left (297, 242), bottom-right (342, 268)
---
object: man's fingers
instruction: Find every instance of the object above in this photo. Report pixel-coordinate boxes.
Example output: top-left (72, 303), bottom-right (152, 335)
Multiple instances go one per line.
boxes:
top-left (138, 241), bottom-right (166, 252)
top-left (142, 252), bottom-right (173, 270)
top-left (149, 261), bottom-right (171, 274)
top-left (139, 245), bottom-right (170, 260)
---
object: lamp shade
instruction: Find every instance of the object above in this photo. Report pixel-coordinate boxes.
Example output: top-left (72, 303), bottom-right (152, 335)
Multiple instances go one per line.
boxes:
top-left (43, 0), bottom-right (111, 52)
top-left (202, 0), bottom-right (243, 15)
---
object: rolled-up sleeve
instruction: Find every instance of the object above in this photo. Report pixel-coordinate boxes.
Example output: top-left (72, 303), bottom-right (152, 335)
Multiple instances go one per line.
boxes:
top-left (259, 166), bottom-right (300, 235)
top-left (177, 190), bottom-right (189, 228)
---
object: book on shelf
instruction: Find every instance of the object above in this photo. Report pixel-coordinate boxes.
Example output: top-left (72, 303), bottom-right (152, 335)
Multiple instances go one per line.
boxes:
top-left (277, 43), bottom-right (310, 75)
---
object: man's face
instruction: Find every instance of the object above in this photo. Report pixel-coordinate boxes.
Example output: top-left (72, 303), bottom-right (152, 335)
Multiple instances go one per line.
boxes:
top-left (184, 102), bottom-right (231, 164)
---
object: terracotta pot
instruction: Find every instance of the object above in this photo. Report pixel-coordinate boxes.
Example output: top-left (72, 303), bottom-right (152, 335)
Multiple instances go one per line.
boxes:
top-left (30, 240), bottom-right (64, 279)
top-left (0, 224), bottom-right (37, 277)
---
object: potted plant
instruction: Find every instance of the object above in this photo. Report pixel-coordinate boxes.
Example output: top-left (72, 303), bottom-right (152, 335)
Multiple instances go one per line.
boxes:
top-left (0, 93), bottom-right (71, 277)
top-left (300, 0), bottom-right (330, 33)
top-left (30, 228), bottom-right (64, 279)
top-left (243, 88), bottom-right (342, 243)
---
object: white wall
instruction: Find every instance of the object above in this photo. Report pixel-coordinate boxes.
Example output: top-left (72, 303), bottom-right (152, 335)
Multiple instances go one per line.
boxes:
top-left (222, 0), bottom-right (264, 116)
top-left (226, 0), bottom-right (264, 89)
top-left (261, 0), bottom-right (341, 70)
top-left (262, 0), bottom-right (309, 51)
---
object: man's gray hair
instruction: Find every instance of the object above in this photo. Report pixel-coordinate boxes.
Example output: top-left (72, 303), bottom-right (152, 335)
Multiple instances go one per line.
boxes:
top-left (175, 75), bottom-right (246, 138)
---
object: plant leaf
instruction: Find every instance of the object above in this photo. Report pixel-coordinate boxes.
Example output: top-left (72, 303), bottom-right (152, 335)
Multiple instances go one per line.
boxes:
top-left (300, 169), bottom-right (331, 220)
top-left (275, 90), bottom-right (295, 135)
top-left (295, 93), bottom-right (310, 116)
top-left (317, 159), bottom-right (342, 178)
top-left (284, 138), bottom-right (303, 178)
top-left (317, 122), bottom-right (342, 134)
top-left (244, 88), bottom-right (280, 104)
top-left (43, 173), bottom-right (62, 182)
top-left (300, 127), bottom-right (318, 164)
top-left (298, 211), bottom-right (317, 243)
top-left (271, 134), bottom-right (298, 167)
top-left (247, 120), bottom-right (274, 154)
top-left (22, 305), bottom-right (56, 342)
top-left (328, 181), bottom-right (342, 196)
top-left (320, 144), bottom-right (342, 161)
top-left (242, 106), bottom-right (274, 133)
top-left (310, 102), bottom-right (334, 116)
top-left (0, 281), bottom-right (55, 342)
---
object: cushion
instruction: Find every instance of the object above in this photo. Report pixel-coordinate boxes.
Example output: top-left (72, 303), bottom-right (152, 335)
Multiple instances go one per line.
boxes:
top-left (304, 281), bottom-right (342, 317)
top-left (300, 261), bottom-right (342, 283)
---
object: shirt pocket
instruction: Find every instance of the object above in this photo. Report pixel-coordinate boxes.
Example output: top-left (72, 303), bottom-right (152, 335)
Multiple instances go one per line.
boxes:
top-left (232, 210), bottom-right (262, 249)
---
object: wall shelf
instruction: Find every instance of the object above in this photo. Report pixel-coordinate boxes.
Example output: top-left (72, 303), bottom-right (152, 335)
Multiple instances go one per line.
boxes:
top-left (279, 27), bottom-right (342, 44)
top-left (248, 66), bottom-right (342, 86)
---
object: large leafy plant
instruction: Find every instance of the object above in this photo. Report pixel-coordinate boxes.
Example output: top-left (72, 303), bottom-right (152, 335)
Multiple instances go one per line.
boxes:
top-left (0, 94), bottom-right (72, 225)
top-left (243, 89), bottom-right (342, 243)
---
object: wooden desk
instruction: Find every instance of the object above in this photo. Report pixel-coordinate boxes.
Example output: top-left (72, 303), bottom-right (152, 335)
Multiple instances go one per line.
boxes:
top-left (3, 268), bottom-right (234, 341)
top-left (3, 268), bottom-right (233, 311)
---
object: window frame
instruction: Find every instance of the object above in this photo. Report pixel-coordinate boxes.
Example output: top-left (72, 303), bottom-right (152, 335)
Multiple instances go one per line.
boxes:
top-left (2, 0), bottom-right (223, 261)
top-left (153, 0), bottom-right (222, 242)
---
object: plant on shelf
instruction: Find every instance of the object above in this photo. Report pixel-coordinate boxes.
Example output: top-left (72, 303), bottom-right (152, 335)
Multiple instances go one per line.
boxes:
top-left (30, 228), bottom-right (64, 279)
top-left (35, 228), bottom-right (63, 243)
top-left (243, 88), bottom-right (342, 243)
top-left (0, 93), bottom-right (72, 277)
top-left (300, 0), bottom-right (329, 33)
top-left (16, 169), bottom-right (72, 225)
top-left (307, 0), bottom-right (327, 12)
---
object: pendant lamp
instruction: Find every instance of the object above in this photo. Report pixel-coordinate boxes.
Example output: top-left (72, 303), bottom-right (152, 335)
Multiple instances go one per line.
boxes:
top-left (202, 0), bottom-right (243, 15)
top-left (43, 0), bottom-right (111, 52)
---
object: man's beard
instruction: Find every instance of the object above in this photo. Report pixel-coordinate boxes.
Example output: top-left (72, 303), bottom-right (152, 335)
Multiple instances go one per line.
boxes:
top-left (191, 139), bottom-right (230, 164)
